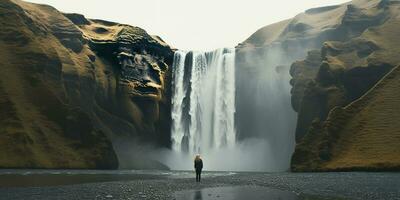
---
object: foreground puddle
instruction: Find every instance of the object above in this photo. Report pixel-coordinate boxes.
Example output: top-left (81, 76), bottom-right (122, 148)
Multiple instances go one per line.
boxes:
top-left (174, 186), bottom-right (346, 200)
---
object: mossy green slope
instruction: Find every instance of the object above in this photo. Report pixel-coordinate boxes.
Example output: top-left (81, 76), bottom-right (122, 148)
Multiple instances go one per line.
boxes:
top-left (0, 0), bottom-right (173, 169)
top-left (240, 0), bottom-right (400, 171)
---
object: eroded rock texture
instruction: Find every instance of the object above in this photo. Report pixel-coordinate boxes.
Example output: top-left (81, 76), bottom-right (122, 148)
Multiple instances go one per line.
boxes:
top-left (288, 0), bottom-right (400, 171)
top-left (239, 0), bottom-right (400, 171)
top-left (0, 0), bottom-right (173, 169)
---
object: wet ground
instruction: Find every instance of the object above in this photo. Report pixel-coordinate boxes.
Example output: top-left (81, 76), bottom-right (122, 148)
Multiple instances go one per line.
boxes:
top-left (174, 186), bottom-right (329, 200)
top-left (0, 170), bottom-right (399, 200)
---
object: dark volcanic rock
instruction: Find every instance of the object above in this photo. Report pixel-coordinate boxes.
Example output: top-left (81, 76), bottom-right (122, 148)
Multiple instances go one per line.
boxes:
top-left (239, 0), bottom-right (400, 171)
top-left (64, 13), bottom-right (91, 25)
top-left (0, 0), bottom-right (173, 169)
top-left (289, 1), bottom-right (400, 171)
top-left (293, 38), bottom-right (394, 142)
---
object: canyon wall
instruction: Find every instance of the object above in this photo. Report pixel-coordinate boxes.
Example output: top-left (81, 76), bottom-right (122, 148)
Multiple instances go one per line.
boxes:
top-left (290, 0), bottom-right (400, 171)
top-left (0, 0), bottom-right (173, 169)
top-left (238, 0), bottom-right (400, 171)
top-left (1, 0), bottom-right (400, 171)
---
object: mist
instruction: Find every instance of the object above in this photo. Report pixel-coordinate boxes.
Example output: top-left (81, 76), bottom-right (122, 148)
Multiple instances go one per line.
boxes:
top-left (234, 43), bottom-right (307, 171)
top-left (111, 41), bottom-right (312, 172)
top-left (113, 138), bottom-right (278, 172)
top-left (22, 0), bottom-right (346, 172)
top-left (159, 138), bottom-right (277, 171)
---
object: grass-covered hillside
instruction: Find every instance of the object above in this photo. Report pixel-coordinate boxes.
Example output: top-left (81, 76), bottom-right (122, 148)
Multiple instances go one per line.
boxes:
top-left (239, 0), bottom-right (400, 171)
top-left (0, 0), bottom-right (173, 169)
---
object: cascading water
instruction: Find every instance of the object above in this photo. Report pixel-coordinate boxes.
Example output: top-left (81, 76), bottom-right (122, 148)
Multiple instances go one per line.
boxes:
top-left (165, 46), bottom-right (296, 172)
top-left (171, 48), bottom-right (236, 156)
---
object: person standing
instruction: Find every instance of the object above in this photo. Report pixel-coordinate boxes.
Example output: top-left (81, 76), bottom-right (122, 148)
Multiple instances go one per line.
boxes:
top-left (194, 154), bottom-right (203, 182)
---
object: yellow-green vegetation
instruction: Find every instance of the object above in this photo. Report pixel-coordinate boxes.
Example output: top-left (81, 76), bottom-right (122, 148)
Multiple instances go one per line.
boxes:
top-left (0, 0), bottom-right (118, 168)
top-left (240, 0), bottom-right (400, 171)
top-left (290, 0), bottom-right (400, 171)
top-left (0, 0), bottom-right (173, 169)
top-left (292, 65), bottom-right (400, 171)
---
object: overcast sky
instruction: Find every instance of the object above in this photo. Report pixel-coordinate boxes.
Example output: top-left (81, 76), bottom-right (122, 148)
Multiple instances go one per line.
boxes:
top-left (26, 0), bottom-right (349, 51)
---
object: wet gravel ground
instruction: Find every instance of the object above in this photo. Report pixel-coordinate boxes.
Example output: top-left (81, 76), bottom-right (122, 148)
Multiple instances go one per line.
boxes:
top-left (0, 172), bottom-right (399, 200)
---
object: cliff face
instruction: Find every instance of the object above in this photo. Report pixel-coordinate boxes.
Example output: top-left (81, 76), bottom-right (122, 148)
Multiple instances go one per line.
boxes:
top-left (290, 0), bottom-right (400, 171)
top-left (0, 0), bottom-right (173, 169)
top-left (240, 0), bottom-right (400, 171)
top-left (292, 65), bottom-right (400, 171)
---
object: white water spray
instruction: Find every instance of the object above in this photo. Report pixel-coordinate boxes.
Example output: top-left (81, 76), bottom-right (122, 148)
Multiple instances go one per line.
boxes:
top-left (171, 50), bottom-right (187, 151)
top-left (170, 48), bottom-right (236, 160)
top-left (160, 46), bottom-right (296, 172)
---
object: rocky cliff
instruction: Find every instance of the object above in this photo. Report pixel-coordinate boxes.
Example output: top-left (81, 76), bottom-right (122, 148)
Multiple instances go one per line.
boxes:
top-left (239, 0), bottom-right (400, 171)
top-left (0, 0), bottom-right (173, 169)
top-left (290, 0), bottom-right (400, 171)
top-left (2, 0), bottom-right (399, 171)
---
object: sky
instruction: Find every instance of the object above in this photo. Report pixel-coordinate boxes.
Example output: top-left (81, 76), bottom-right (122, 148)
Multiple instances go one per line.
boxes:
top-left (26, 0), bottom-right (349, 51)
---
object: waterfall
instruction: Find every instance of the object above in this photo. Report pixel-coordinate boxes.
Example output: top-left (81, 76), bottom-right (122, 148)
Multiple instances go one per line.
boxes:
top-left (171, 50), bottom-right (187, 151)
top-left (171, 48), bottom-right (236, 155)
top-left (166, 46), bottom-right (295, 171)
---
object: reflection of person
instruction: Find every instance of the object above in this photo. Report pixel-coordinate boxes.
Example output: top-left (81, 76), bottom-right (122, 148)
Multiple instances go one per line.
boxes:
top-left (194, 190), bottom-right (202, 200)
top-left (194, 154), bottom-right (203, 182)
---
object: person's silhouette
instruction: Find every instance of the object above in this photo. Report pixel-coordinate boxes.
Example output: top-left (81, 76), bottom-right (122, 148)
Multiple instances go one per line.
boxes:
top-left (194, 154), bottom-right (203, 182)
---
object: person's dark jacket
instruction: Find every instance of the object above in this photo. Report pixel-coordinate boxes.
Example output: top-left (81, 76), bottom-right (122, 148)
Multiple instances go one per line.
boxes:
top-left (194, 159), bottom-right (203, 171)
